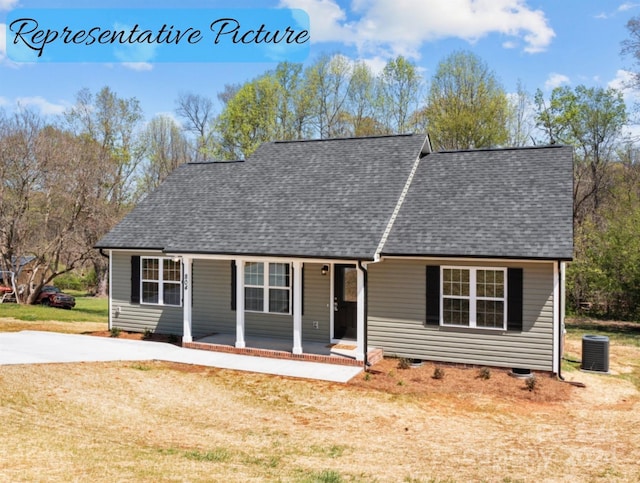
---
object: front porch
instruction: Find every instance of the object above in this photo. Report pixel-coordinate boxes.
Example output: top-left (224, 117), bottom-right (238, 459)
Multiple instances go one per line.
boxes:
top-left (183, 333), bottom-right (384, 367)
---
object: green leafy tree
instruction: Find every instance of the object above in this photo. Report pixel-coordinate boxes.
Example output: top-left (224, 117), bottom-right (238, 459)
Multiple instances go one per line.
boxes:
top-left (534, 85), bottom-right (627, 222)
top-left (215, 75), bottom-right (281, 159)
top-left (424, 50), bottom-right (509, 150)
top-left (378, 56), bottom-right (423, 134)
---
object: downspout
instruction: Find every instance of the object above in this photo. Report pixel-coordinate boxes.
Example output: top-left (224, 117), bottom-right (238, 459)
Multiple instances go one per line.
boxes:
top-left (358, 260), bottom-right (370, 368)
top-left (557, 260), bottom-right (565, 381)
top-left (99, 248), bottom-right (109, 259)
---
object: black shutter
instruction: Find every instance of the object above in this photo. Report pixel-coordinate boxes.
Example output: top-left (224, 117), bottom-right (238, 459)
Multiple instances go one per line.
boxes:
top-left (507, 268), bottom-right (523, 331)
top-left (131, 256), bottom-right (140, 304)
top-left (230, 260), bottom-right (237, 311)
top-left (301, 266), bottom-right (304, 316)
top-left (425, 265), bottom-right (440, 326)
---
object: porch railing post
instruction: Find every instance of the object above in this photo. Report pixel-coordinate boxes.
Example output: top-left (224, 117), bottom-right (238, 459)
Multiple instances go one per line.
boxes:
top-left (182, 256), bottom-right (193, 343)
top-left (235, 259), bottom-right (246, 348)
top-left (355, 264), bottom-right (365, 361)
top-left (292, 261), bottom-right (303, 355)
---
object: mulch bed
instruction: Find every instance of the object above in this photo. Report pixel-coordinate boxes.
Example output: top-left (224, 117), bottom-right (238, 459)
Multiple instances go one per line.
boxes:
top-left (87, 330), bottom-right (182, 346)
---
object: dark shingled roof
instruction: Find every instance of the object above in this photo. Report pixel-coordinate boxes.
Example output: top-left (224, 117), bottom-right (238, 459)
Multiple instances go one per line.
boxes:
top-left (96, 136), bottom-right (574, 261)
top-left (382, 145), bottom-right (574, 260)
top-left (96, 134), bottom-right (426, 259)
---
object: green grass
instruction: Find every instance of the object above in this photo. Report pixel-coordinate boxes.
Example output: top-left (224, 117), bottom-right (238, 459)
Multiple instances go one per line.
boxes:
top-left (565, 319), bottom-right (640, 347)
top-left (0, 292), bottom-right (108, 323)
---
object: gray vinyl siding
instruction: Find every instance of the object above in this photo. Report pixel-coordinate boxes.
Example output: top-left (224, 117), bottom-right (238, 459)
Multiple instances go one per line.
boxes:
top-left (301, 263), bottom-right (331, 342)
top-left (368, 258), bottom-right (555, 371)
top-left (192, 259), bottom-right (235, 337)
top-left (110, 251), bottom-right (183, 335)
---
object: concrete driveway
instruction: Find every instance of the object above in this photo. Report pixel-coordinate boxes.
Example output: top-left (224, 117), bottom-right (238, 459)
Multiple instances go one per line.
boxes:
top-left (0, 331), bottom-right (362, 383)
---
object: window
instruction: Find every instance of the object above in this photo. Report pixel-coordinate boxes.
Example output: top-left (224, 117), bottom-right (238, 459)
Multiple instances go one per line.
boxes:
top-left (441, 267), bottom-right (506, 330)
top-left (141, 257), bottom-right (182, 306)
top-left (244, 262), bottom-right (291, 314)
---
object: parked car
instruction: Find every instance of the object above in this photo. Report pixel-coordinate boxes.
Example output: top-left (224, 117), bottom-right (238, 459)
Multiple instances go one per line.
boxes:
top-left (37, 286), bottom-right (76, 309)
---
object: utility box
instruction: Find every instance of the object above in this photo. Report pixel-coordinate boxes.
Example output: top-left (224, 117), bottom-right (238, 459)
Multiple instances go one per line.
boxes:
top-left (581, 335), bottom-right (610, 373)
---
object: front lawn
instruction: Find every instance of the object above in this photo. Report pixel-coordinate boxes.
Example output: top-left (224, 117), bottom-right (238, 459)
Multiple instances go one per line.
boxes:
top-left (0, 292), bottom-right (108, 324)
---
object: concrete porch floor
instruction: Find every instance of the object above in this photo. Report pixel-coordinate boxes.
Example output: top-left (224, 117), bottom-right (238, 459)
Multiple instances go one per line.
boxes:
top-left (183, 333), bottom-right (384, 367)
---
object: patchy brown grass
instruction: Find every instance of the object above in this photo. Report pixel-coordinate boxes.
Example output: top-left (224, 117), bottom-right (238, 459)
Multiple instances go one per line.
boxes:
top-left (0, 317), bottom-right (106, 334)
top-left (1, 318), bottom-right (639, 481)
top-left (0, 349), bottom-right (638, 481)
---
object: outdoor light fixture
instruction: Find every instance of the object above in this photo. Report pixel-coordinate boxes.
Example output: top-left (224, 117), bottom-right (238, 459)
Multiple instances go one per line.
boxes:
top-left (321, 265), bottom-right (329, 276)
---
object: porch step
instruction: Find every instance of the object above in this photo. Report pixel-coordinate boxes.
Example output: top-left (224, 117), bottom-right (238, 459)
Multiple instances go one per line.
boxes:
top-left (183, 341), bottom-right (383, 367)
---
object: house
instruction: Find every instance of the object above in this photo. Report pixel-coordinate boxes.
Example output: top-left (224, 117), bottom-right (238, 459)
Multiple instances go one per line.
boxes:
top-left (95, 134), bottom-right (573, 373)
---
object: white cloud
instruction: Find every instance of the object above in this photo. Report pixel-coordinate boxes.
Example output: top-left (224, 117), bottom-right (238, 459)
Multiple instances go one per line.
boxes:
top-left (608, 69), bottom-right (640, 108)
top-left (0, 96), bottom-right (9, 106)
top-left (122, 62), bottom-right (153, 71)
top-left (15, 96), bottom-right (68, 116)
top-left (280, 0), bottom-right (555, 58)
top-left (544, 73), bottom-right (570, 90)
top-left (0, 0), bottom-right (18, 11)
top-left (618, 2), bottom-right (640, 12)
top-left (281, 0), bottom-right (350, 43)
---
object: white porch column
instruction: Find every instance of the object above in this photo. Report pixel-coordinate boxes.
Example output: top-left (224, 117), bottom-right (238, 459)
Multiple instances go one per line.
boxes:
top-left (235, 259), bottom-right (246, 348)
top-left (182, 256), bottom-right (193, 343)
top-left (292, 261), bottom-right (303, 355)
top-left (355, 264), bottom-right (365, 361)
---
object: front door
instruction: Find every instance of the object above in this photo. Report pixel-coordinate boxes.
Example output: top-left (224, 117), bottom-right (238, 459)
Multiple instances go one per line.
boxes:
top-left (334, 264), bottom-right (357, 339)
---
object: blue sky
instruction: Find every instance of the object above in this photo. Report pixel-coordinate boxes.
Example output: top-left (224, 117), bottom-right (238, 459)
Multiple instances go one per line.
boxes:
top-left (1, 0), bottom-right (639, 124)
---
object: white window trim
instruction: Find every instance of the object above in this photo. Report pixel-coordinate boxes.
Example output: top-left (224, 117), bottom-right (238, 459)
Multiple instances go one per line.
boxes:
top-left (440, 266), bottom-right (507, 330)
top-left (140, 256), bottom-right (182, 307)
top-left (244, 262), bottom-right (292, 315)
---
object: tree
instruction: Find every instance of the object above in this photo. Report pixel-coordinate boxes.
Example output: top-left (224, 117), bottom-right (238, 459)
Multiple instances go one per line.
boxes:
top-left (621, 16), bottom-right (640, 95)
top-left (345, 61), bottom-right (385, 136)
top-left (378, 56), bottom-right (423, 134)
top-left (64, 87), bottom-right (145, 296)
top-left (424, 50), bottom-right (509, 150)
top-left (0, 110), bottom-right (109, 303)
top-left (215, 75), bottom-right (281, 159)
top-left (138, 115), bottom-right (191, 195)
top-left (305, 54), bottom-right (354, 138)
top-left (175, 92), bottom-right (216, 161)
top-left (506, 80), bottom-right (535, 147)
top-left (534, 85), bottom-right (627, 222)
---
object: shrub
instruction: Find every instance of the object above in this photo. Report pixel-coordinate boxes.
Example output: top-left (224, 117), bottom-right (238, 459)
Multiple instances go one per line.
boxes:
top-left (110, 326), bottom-right (121, 338)
top-left (525, 374), bottom-right (538, 391)
top-left (168, 333), bottom-right (179, 344)
top-left (142, 328), bottom-right (154, 340)
top-left (478, 367), bottom-right (491, 380)
top-left (397, 357), bottom-right (411, 370)
top-left (433, 367), bottom-right (445, 379)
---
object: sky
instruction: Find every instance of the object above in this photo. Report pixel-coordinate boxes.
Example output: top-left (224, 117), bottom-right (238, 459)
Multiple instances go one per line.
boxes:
top-left (1, 0), bottom-right (640, 126)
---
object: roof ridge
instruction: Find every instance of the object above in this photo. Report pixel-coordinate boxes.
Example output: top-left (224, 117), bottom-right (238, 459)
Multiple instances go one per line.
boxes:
top-left (273, 133), bottom-right (417, 144)
top-left (435, 144), bottom-right (567, 154)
